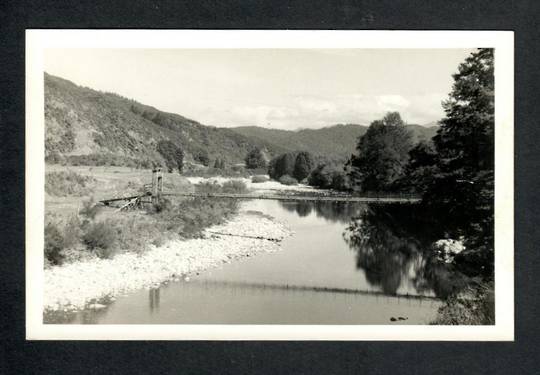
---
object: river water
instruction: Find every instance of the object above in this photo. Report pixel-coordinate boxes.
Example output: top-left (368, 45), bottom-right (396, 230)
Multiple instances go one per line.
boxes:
top-left (46, 199), bottom-right (460, 325)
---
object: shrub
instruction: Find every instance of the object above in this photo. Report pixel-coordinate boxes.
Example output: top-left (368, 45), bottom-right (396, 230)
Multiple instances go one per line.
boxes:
top-left (62, 215), bottom-right (83, 249)
top-left (431, 283), bottom-right (495, 325)
top-left (251, 175), bottom-right (269, 183)
top-left (45, 170), bottom-right (96, 197)
top-left (279, 175), bottom-right (298, 186)
top-left (195, 181), bottom-right (222, 194)
top-left (82, 221), bottom-right (117, 258)
top-left (245, 148), bottom-right (268, 169)
top-left (221, 180), bottom-right (248, 194)
top-left (80, 197), bottom-right (100, 220)
top-left (44, 222), bottom-right (65, 265)
top-left (151, 197), bottom-right (172, 213)
top-left (308, 164), bottom-right (350, 191)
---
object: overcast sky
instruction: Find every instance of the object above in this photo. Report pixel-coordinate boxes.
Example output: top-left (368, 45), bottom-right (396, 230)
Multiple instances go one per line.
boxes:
top-left (45, 48), bottom-right (474, 130)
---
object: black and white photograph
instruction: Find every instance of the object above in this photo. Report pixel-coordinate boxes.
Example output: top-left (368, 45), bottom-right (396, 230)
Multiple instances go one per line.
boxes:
top-left (25, 30), bottom-right (514, 340)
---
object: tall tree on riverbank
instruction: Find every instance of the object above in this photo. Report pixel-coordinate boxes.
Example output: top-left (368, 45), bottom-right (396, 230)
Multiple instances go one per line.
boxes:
top-left (244, 148), bottom-right (268, 169)
top-left (347, 112), bottom-right (413, 192)
top-left (293, 151), bottom-right (314, 181)
top-left (268, 152), bottom-right (297, 180)
top-left (419, 48), bottom-right (495, 274)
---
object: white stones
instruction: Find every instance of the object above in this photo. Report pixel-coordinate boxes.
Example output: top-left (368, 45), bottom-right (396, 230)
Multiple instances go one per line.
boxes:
top-left (44, 211), bottom-right (293, 311)
top-left (434, 238), bottom-right (466, 263)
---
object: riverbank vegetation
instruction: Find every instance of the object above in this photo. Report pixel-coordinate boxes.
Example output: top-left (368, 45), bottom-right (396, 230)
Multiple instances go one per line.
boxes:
top-left (263, 48), bottom-right (495, 324)
top-left (348, 49), bottom-right (495, 323)
top-left (44, 167), bottom-right (247, 267)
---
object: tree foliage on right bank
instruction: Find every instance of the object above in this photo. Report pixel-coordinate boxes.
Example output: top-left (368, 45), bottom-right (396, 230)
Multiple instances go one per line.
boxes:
top-left (347, 112), bottom-right (413, 192)
top-left (408, 48), bottom-right (495, 275)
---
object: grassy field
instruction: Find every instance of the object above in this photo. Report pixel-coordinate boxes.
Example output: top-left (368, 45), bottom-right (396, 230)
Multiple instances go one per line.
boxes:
top-left (45, 165), bottom-right (193, 218)
top-left (44, 164), bottom-right (245, 267)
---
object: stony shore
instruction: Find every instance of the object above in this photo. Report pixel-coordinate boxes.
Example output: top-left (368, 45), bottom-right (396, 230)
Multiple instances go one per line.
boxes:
top-left (44, 208), bottom-right (292, 311)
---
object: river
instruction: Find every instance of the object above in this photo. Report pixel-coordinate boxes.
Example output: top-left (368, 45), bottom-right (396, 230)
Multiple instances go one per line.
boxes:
top-left (45, 198), bottom-right (463, 325)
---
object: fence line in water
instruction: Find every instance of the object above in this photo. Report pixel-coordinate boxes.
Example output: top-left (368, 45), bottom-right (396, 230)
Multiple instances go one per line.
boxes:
top-left (183, 279), bottom-right (440, 303)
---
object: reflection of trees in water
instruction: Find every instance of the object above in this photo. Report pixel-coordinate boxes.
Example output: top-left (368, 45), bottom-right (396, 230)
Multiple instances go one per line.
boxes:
top-left (313, 201), bottom-right (365, 223)
top-left (295, 202), bottom-right (313, 217)
top-left (344, 205), bottom-right (468, 298)
top-left (278, 201), bottom-right (365, 223)
top-left (149, 288), bottom-right (160, 312)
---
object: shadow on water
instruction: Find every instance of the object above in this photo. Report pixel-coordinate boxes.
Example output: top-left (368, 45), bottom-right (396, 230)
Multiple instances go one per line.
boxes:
top-left (279, 200), bottom-right (366, 223)
top-left (149, 288), bottom-right (160, 312)
top-left (344, 204), bottom-right (470, 299)
top-left (278, 199), bottom-right (469, 299)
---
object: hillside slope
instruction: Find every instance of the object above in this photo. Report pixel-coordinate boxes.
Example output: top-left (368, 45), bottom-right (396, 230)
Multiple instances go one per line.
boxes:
top-left (231, 123), bottom-right (439, 161)
top-left (230, 124), bottom-right (368, 161)
top-left (45, 73), bottom-right (439, 167)
top-left (44, 73), bottom-right (284, 167)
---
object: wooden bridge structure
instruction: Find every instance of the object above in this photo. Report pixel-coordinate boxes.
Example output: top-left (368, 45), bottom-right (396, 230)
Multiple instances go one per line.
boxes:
top-left (163, 192), bottom-right (421, 204)
top-left (98, 169), bottom-right (421, 210)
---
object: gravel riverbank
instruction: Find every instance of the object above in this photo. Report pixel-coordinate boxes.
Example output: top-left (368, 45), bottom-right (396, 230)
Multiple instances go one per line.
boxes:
top-left (44, 208), bottom-right (292, 311)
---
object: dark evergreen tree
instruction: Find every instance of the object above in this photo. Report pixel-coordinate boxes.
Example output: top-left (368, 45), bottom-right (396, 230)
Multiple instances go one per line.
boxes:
top-left (268, 152), bottom-right (297, 180)
top-left (422, 48), bottom-right (495, 274)
top-left (293, 151), bottom-right (314, 181)
top-left (174, 147), bottom-right (184, 173)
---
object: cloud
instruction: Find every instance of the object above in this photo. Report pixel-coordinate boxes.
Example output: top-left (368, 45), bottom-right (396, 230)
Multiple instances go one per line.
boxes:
top-left (375, 95), bottom-right (410, 111)
top-left (207, 92), bottom-right (447, 129)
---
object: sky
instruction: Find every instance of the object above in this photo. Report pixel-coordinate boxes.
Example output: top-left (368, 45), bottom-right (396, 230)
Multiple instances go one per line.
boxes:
top-left (44, 48), bottom-right (475, 130)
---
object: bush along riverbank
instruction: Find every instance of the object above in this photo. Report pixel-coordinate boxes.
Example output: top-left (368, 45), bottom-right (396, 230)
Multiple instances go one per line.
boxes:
top-left (44, 208), bottom-right (292, 311)
top-left (44, 180), bottom-right (248, 267)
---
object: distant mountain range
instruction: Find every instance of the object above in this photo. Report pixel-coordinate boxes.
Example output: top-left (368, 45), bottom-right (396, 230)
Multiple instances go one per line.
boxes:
top-left (231, 123), bottom-right (438, 161)
top-left (44, 73), bottom-right (439, 166)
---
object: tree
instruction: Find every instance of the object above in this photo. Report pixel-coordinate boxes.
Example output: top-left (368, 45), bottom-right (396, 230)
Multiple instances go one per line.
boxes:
top-left (195, 149), bottom-right (210, 167)
top-left (268, 152), bottom-right (297, 180)
top-left (157, 140), bottom-right (183, 173)
top-left (244, 148), bottom-right (268, 169)
top-left (174, 147), bottom-right (184, 173)
top-left (434, 48), bottom-right (494, 173)
top-left (423, 48), bottom-right (495, 274)
top-left (348, 112), bottom-right (413, 192)
top-left (397, 140), bottom-right (439, 193)
top-left (293, 151), bottom-right (314, 181)
top-left (308, 164), bottom-right (333, 189)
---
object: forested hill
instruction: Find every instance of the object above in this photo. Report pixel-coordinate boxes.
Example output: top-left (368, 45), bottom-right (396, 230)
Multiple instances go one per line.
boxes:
top-left (231, 123), bottom-right (438, 161)
top-left (230, 124), bottom-right (367, 161)
top-left (44, 73), bottom-right (286, 167)
top-left (45, 73), bottom-right (438, 167)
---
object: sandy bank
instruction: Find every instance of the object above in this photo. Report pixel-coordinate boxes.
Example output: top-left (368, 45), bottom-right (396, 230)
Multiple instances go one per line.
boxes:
top-left (186, 176), bottom-right (318, 193)
top-left (44, 209), bottom-right (292, 311)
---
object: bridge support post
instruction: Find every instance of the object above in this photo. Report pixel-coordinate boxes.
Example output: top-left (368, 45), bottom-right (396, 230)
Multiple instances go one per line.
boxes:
top-left (151, 168), bottom-right (163, 204)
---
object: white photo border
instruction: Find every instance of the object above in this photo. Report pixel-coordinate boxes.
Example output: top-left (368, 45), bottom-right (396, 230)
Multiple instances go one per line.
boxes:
top-left (26, 30), bottom-right (514, 341)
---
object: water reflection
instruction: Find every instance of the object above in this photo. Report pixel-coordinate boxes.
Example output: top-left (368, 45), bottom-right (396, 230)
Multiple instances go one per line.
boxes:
top-left (149, 288), bottom-right (160, 312)
top-left (344, 205), bottom-right (469, 298)
top-left (278, 200), bottom-right (365, 223)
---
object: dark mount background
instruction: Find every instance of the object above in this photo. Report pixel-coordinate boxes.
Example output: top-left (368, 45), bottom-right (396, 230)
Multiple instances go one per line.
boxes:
top-left (1, 1), bottom-right (539, 374)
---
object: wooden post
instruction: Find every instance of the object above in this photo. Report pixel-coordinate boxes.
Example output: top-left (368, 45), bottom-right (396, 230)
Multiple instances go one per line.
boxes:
top-left (151, 168), bottom-right (163, 204)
